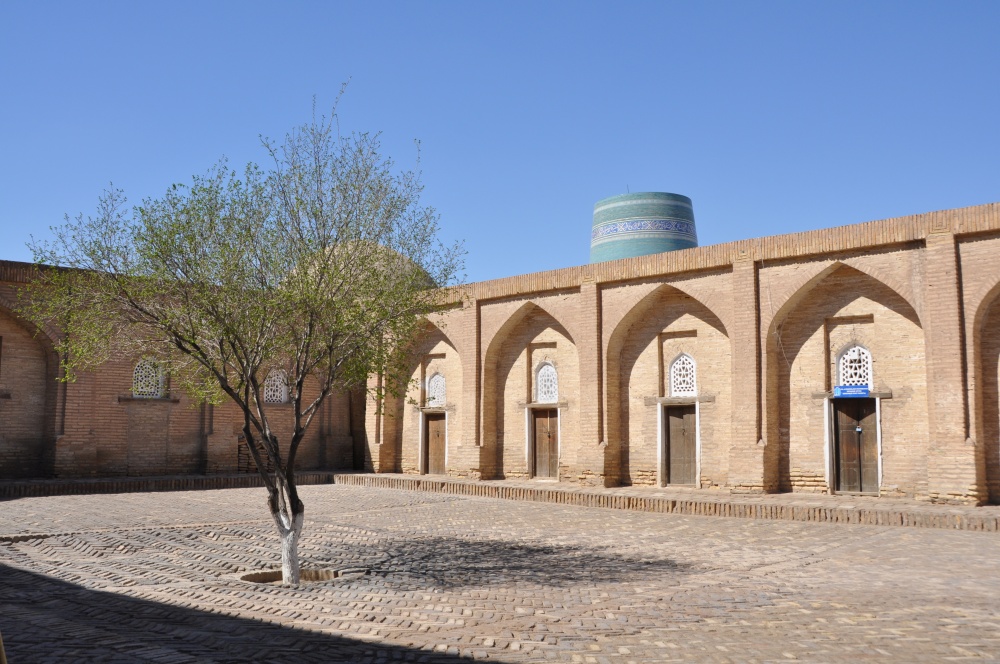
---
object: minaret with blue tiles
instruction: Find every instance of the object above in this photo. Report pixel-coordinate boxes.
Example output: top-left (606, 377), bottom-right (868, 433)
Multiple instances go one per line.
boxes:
top-left (590, 192), bottom-right (698, 263)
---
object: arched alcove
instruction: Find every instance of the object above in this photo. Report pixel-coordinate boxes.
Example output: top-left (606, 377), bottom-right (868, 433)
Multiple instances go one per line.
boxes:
top-left (605, 284), bottom-right (730, 487)
top-left (390, 321), bottom-right (462, 476)
top-left (976, 289), bottom-right (1000, 503)
top-left (765, 264), bottom-right (925, 496)
top-left (0, 303), bottom-right (58, 478)
top-left (483, 302), bottom-right (578, 480)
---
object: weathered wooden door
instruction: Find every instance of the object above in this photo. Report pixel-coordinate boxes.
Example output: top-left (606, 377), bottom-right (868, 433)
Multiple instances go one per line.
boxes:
top-left (664, 405), bottom-right (697, 485)
top-left (424, 413), bottom-right (446, 475)
top-left (834, 399), bottom-right (878, 493)
top-left (532, 409), bottom-right (559, 478)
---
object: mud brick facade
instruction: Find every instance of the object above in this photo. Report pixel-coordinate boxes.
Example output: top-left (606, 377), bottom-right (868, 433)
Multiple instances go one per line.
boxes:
top-left (4, 202), bottom-right (1000, 504)
top-left (368, 203), bottom-right (1000, 504)
top-left (0, 267), bottom-right (359, 480)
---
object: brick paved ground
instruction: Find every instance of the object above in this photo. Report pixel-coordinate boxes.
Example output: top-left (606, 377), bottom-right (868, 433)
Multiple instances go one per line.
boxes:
top-left (1, 485), bottom-right (999, 663)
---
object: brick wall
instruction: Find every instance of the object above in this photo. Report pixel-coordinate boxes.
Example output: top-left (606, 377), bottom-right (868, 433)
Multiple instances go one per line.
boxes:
top-left (6, 201), bottom-right (1000, 503)
top-left (767, 265), bottom-right (928, 496)
top-left (958, 233), bottom-right (1000, 503)
top-left (0, 288), bottom-right (355, 480)
top-left (364, 202), bottom-right (1000, 504)
top-left (980, 302), bottom-right (1000, 502)
top-left (0, 308), bottom-right (53, 478)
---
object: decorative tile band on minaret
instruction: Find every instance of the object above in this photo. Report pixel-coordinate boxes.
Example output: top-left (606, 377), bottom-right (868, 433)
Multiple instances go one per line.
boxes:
top-left (590, 192), bottom-right (698, 263)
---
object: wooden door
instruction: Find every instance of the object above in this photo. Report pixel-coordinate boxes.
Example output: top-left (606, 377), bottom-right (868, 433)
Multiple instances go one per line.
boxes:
top-left (834, 399), bottom-right (877, 493)
top-left (664, 405), bottom-right (697, 485)
top-left (424, 413), bottom-right (446, 475)
top-left (532, 409), bottom-right (559, 478)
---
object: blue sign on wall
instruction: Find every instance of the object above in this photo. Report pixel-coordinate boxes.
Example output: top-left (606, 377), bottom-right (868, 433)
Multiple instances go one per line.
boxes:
top-left (833, 385), bottom-right (870, 398)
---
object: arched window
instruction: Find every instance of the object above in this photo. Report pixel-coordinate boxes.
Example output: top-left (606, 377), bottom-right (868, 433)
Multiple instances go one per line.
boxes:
top-left (536, 363), bottom-right (558, 403)
top-left (132, 360), bottom-right (165, 398)
top-left (263, 370), bottom-right (289, 404)
top-left (838, 345), bottom-right (873, 387)
top-left (669, 353), bottom-right (697, 397)
top-left (426, 372), bottom-right (446, 407)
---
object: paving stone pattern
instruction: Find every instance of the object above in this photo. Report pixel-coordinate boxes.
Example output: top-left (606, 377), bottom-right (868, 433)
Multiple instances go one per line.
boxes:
top-left (1, 485), bottom-right (999, 662)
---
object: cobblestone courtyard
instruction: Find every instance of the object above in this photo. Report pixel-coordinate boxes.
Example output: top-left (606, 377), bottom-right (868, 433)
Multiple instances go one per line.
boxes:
top-left (1, 485), bottom-right (998, 662)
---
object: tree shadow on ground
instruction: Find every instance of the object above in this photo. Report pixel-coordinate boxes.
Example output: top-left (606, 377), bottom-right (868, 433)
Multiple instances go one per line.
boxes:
top-left (0, 563), bottom-right (473, 664)
top-left (316, 534), bottom-right (692, 590)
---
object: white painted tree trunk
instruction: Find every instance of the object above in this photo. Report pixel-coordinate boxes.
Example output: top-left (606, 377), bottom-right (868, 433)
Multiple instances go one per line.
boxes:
top-left (280, 511), bottom-right (304, 585)
top-left (269, 471), bottom-right (305, 586)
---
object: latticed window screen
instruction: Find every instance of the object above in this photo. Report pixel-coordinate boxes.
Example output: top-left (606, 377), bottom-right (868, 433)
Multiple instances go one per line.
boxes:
top-left (132, 360), bottom-right (164, 398)
top-left (263, 370), bottom-right (288, 404)
top-left (536, 363), bottom-right (558, 403)
top-left (839, 345), bottom-right (873, 387)
top-left (426, 373), bottom-right (446, 407)
top-left (670, 354), bottom-right (697, 397)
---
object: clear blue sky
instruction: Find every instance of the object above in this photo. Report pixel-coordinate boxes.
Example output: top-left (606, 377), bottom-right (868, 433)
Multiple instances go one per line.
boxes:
top-left (2, 1), bottom-right (998, 284)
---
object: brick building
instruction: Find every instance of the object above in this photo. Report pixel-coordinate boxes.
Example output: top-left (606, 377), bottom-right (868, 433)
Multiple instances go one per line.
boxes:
top-left (366, 200), bottom-right (1000, 505)
top-left (3, 200), bottom-right (1000, 504)
top-left (0, 262), bottom-right (361, 481)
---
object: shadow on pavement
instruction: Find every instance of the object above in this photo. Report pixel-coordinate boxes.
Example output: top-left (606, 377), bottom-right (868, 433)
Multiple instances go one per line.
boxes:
top-left (0, 563), bottom-right (474, 663)
top-left (321, 534), bottom-right (693, 590)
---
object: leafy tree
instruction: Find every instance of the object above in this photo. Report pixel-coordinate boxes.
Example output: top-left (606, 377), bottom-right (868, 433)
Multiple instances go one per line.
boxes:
top-left (19, 107), bottom-right (463, 584)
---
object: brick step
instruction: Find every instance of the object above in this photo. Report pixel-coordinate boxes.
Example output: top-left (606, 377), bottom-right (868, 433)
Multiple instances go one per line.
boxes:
top-left (333, 473), bottom-right (1000, 533)
top-left (0, 471), bottom-right (336, 499)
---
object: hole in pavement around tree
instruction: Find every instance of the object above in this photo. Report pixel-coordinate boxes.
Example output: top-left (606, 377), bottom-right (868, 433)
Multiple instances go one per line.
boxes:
top-left (239, 568), bottom-right (371, 584)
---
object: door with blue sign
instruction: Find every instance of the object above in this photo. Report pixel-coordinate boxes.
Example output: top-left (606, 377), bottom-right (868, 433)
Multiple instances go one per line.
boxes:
top-left (834, 398), bottom-right (877, 493)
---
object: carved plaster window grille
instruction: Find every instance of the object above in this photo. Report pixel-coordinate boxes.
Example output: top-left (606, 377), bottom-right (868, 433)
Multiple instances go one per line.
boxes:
top-left (263, 370), bottom-right (289, 404)
top-left (669, 354), bottom-right (697, 397)
top-left (132, 360), bottom-right (165, 398)
top-left (426, 373), bottom-right (446, 407)
top-left (838, 345), bottom-right (873, 387)
top-left (536, 363), bottom-right (558, 403)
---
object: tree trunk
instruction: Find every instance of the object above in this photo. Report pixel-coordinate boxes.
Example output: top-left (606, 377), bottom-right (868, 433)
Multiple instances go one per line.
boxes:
top-left (279, 510), bottom-right (304, 585)
top-left (268, 472), bottom-right (305, 585)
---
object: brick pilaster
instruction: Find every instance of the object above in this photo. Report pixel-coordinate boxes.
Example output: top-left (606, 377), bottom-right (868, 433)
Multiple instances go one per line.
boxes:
top-left (728, 257), bottom-right (765, 491)
top-left (362, 373), bottom-right (394, 473)
top-left (573, 281), bottom-right (606, 485)
top-left (924, 231), bottom-right (984, 503)
top-left (449, 299), bottom-right (482, 478)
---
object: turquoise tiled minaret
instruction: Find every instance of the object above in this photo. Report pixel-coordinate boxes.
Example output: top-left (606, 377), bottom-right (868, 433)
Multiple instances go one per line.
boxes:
top-left (590, 192), bottom-right (698, 263)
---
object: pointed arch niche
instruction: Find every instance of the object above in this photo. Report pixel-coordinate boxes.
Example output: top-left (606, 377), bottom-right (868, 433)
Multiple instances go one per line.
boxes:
top-left (764, 264), bottom-right (925, 496)
top-left (605, 284), bottom-right (730, 488)
top-left (976, 287), bottom-right (1000, 503)
top-left (0, 303), bottom-right (59, 479)
top-left (392, 321), bottom-right (462, 476)
top-left (482, 301), bottom-right (578, 480)
top-left (963, 238), bottom-right (1000, 504)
